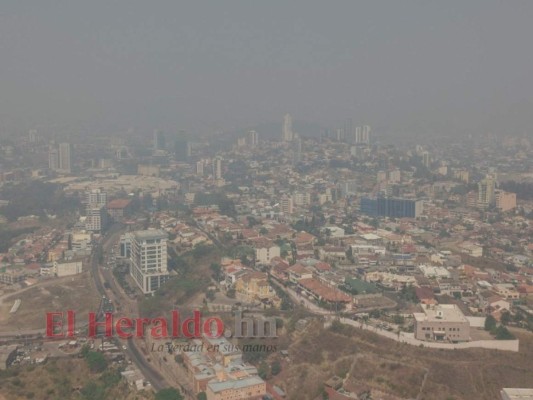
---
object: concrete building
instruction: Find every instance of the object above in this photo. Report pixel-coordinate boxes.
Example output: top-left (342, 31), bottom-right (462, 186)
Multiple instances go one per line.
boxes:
top-left (206, 374), bottom-right (265, 400)
top-left (280, 195), bottom-right (293, 215)
top-left (85, 206), bottom-right (108, 233)
top-left (106, 198), bottom-right (133, 221)
top-left (86, 188), bottom-right (107, 208)
top-left (53, 261), bottom-right (83, 277)
top-left (129, 230), bottom-right (170, 294)
top-left (360, 197), bottom-right (423, 218)
top-left (247, 130), bottom-right (259, 148)
top-left (478, 175), bottom-right (496, 208)
top-left (58, 142), bottom-right (72, 173)
top-left (414, 304), bottom-right (470, 342)
top-left (282, 113), bottom-right (294, 142)
top-left (254, 243), bottom-right (280, 265)
top-left (48, 147), bottom-right (59, 171)
top-left (495, 190), bottom-right (517, 212)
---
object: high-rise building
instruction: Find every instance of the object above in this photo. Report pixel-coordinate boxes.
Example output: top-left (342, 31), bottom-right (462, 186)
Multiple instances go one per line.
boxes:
top-left (355, 126), bottom-right (371, 144)
top-left (344, 118), bottom-right (354, 142)
top-left (422, 151), bottom-right (431, 168)
top-left (58, 143), bottom-right (72, 173)
top-left (280, 195), bottom-right (294, 215)
top-left (153, 130), bottom-right (166, 151)
top-left (174, 132), bottom-right (190, 161)
top-left (196, 160), bottom-right (204, 176)
top-left (339, 180), bottom-right (357, 198)
top-left (478, 175), bottom-right (496, 208)
top-left (85, 207), bottom-right (108, 233)
top-left (247, 130), bottom-right (259, 148)
top-left (293, 137), bottom-right (302, 163)
top-left (213, 157), bottom-right (223, 180)
top-left (129, 230), bottom-right (170, 294)
top-left (86, 188), bottom-right (107, 208)
top-left (28, 129), bottom-right (38, 143)
top-left (48, 148), bottom-right (59, 171)
top-left (362, 125), bottom-right (371, 144)
top-left (360, 197), bottom-right (423, 218)
top-left (495, 190), bottom-right (517, 212)
top-left (85, 188), bottom-right (108, 233)
top-left (282, 113), bottom-right (294, 142)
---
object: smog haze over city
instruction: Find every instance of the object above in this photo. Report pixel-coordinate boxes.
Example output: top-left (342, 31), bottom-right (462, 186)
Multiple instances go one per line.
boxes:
top-left (1, 1), bottom-right (533, 138)
top-left (0, 2), bottom-right (533, 400)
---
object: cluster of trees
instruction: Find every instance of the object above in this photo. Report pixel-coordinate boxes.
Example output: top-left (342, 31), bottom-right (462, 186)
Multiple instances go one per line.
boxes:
top-left (0, 181), bottom-right (79, 221)
top-left (484, 315), bottom-right (515, 340)
top-left (78, 346), bottom-right (125, 400)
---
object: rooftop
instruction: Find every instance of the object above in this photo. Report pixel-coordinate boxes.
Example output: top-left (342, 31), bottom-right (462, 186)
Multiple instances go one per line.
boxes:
top-left (414, 304), bottom-right (468, 323)
top-left (132, 229), bottom-right (167, 241)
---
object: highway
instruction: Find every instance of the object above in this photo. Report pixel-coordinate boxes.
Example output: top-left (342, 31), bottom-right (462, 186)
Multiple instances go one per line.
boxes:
top-left (91, 223), bottom-right (170, 392)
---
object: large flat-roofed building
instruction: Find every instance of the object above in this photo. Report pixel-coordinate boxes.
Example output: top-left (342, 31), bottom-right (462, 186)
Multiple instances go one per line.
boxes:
top-left (501, 388), bottom-right (533, 400)
top-left (129, 229), bottom-right (170, 294)
top-left (206, 374), bottom-right (265, 400)
top-left (106, 198), bottom-right (133, 221)
top-left (414, 304), bottom-right (470, 342)
top-left (360, 196), bottom-right (423, 218)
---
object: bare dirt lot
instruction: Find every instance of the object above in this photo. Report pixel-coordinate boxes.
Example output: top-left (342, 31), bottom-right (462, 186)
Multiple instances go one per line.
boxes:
top-left (0, 271), bottom-right (100, 332)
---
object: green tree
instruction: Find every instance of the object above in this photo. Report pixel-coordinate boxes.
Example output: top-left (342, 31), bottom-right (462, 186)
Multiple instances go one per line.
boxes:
top-left (155, 387), bottom-right (184, 400)
top-left (258, 361), bottom-right (270, 380)
top-left (197, 393), bottom-right (207, 400)
top-left (271, 360), bottom-right (282, 376)
top-left (501, 311), bottom-right (512, 326)
top-left (484, 315), bottom-right (497, 332)
top-left (86, 351), bottom-right (108, 373)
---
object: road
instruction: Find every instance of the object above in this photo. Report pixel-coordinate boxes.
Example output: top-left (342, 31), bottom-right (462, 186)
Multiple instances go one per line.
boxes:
top-left (91, 224), bottom-right (170, 392)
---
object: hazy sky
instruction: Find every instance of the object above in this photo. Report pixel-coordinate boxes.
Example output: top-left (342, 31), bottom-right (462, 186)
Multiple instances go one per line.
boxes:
top-left (1, 1), bottom-right (532, 137)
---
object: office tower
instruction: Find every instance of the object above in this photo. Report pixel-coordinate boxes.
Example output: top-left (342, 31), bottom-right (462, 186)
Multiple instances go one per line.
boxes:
top-left (214, 157), bottom-right (223, 180)
top-left (335, 128), bottom-right (344, 141)
top-left (247, 130), bottom-right (259, 148)
top-left (174, 132), bottom-right (190, 161)
top-left (478, 175), bottom-right (496, 208)
top-left (129, 230), bottom-right (170, 294)
top-left (282, 113), bottom-right (294, 142)
top-left (48, 148), bottom-right (59, 170)
top-left (85, 188), bottom-right (108, 233)
top-left (388, 169), bottom-right (401, 183)
top-left (196, 160), bottom-right (204, 176)
top-left (339, 180), bottom-right (357, 198)
top-left (86, 188), bottom-right (107, 208)
top-left (292, 192), bottom-right (311, 206)
top-left (360, 197), bottom-right (423, 218)
top-left (153, 130), bottom-right (166, 151)
top-left (58, 143), bottom-right (72, 173)
top-left (355, 126), bottom-right (371, 144)
top-left (293, 137), bottom-right (302, 163)
top-left (495, 190), bottom-right (517, 212)
top-left (280, 195), bottom-right (294, 215)
top-left (28, 129), bottom-right (38, 143)
top-left (344, 118), bottom-right (354, 142)
top-left (362, 125), bottom-right (371, 144)
top-left (422, 151), bottom-right (431, 168)
top-left (85, 207), bottom-right (108, 233)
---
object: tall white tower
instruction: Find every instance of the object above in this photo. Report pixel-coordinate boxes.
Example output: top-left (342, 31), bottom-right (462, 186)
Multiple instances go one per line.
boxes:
top-left (282, 113), bottom-right (294, 142)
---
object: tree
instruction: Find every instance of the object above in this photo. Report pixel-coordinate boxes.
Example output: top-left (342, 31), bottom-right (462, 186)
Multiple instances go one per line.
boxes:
top-left (500, 311), bottom-right (512, 326)
top-left (197, 393), bottom-right (207, 400)
top-left (85, 351), bottom-right (107, 373)
top-left (155, 388), bottom-right (184, 400)
top-left (258, 361), bottom-right (270, 380)
top-left (484, 315), bottom-right (497, 332)
top-left (495, 325), bottom-right (515, 340)
top-left (271, 360), bottom-right (282, 376)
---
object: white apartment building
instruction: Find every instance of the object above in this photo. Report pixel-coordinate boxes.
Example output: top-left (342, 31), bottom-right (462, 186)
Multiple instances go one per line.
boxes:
top-left (129, 230), bottom-right (170, 294)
